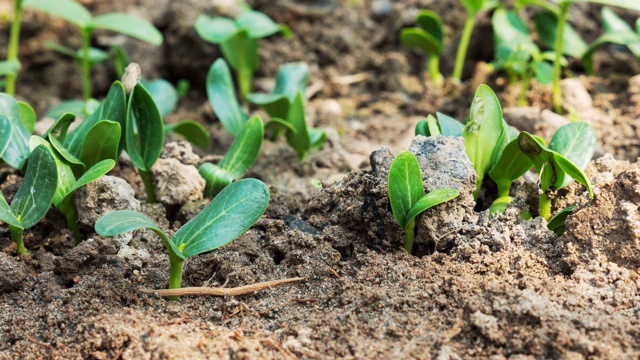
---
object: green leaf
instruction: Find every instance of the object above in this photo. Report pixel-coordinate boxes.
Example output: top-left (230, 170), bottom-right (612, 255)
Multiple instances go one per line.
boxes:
top-left (437, 112), bottom-right (465, 136)
top-left (0, 116), bottom-right (11, 159)
top-left (45, 99), bottom-right (87, 120)
top-left (24, 0), bottom-right (92, 29)
top-left (416, 10), bottom-right (444, 43)
top-left (533, 61), bottom-right (553, 84)
top-left (29, 136), bottom-right (75, 208)
top-left (0, 191), bottom-right (22, 229)
top-left (0, 94), bottom-right (31, 170)
top-left (264, 117), bottom-right (297, 134)
top-left (206, 59), bottom-right (249, 137)
top-left (415, 114), bottom-right (441, 137)
top-left (406, 188), bottom-right (459, 225)
top-left (45, 114), bottom-right (85, 175)
top-left (462, 85), bottom-right (505, 198)
top-left (489, 138), bottom-right (533, 197)
top-left (44, 113), bottom-right (76, 143)
top-left (65, 82), bottom-right (127, 156)
top-left (535, 12), bottom-right (588, 58)
top-left (552, 152), bottom-right (593, 197)
top-left (95, 210), bottom-right (181, 258)
top-left (43, 41), bottom-right (78, 59)
top-left (11, 145), bottom-right (57, 228)
top-left (235, 11), bottom-right (283, 39)
top-left (0, 60), bottom-right (21, 76)
top-left (400, 28), bottom-right (443, 54)
top-left (548, 122), bottom-right (596, 188)
top-left (247, 93), bottom-right (290, 118)
top-left (90, 13), bottom-right (163, 45)
top-left (388, 150), bottom-right (424, 228)
top-left (142, 79), bottom-right (178, 116)
top-left (172, 178), bottom-right (269, 258)
top-left (164, 120), bottom-right (211, 149)
top-left (285, 92), bottom-right (311, 159)
top-left (547, 206), bottom-right (574, 235)
top-left (460, 0), bottom-right (486, 14)
top-left (493, 8), bottom-right (539, 65)
top-left (17, 102), bottom-right (35, 134)
top-left (568, 0), bottom-right (640, 11)
top-left (125, 83), bottom-right (164, 171)
top-left (602, 7), bottom-right (634, 32)
top-left (194, 15), bottom-right (238, 44)
top-left (247, 62), bottom-right (309, 118)
top-left (308, 127), bottom-right (327, 152)
top-left (80, 120), bottom-right (121, 169)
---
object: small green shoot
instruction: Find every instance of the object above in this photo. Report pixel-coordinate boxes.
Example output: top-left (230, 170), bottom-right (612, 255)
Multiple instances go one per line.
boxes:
top-left (453, 0), bottom-right (499, 82)
top-left (388, 150), bottom-right (459, 254)
top-left (195, 8), bottom-right (290, 97)
top-left (1, 0), bottom-right (24, 95)
top-left (0, 145), bottom-right (57, 255)
top-left (199, 116), bottom-right (263, 197)
top-left (400, 10), bottom-right (444, 86)
top-left (95, 178), bottom-right (270, 301)
top-left (415, 113), bottom-right (465, 137)
top-left (24, 0), bottom-right (163, 100)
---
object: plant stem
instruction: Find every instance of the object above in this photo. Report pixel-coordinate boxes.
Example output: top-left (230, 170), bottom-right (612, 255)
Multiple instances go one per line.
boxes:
top-left (404, 219), bottom-right (416, 254)
top-left (427, 54), bottom-right (443, 87)
top-left (139, 169), bottom-right (157, 203)
top-left (539, 191), bottom-right (552, 221)
top-left (10, 225), bottom-right (28, 255)
top-left (237, 59), bottom-right (251, 98)
top-left (452, 13), bottom-right (475, 82)
top-left (81, 28), bottom-right (92, 100)
top-left (518, 69), bottom-right (532, 107)
top-left (552, 3), bottom-right (569, 114)
top-left (168, 253), bottom-right (185, 301)
top-left (5, 0), bottom-right (24, 96)
top-left (65, 205), bottom-right (82, 244)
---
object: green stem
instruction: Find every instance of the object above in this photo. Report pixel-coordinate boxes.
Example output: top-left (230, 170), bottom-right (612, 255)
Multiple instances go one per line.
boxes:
top-left (489, 195), bottom-right (513, 216)
top-left (452, 13), bottom-right (475, 82)
top-left (237, 61), bottom-right (252, 98)
top-left (539, 191), bottom-right (552, 221)
top-left (404, 219), bottom-right (416, 254)
top-left (65, 205), bottom-right (82, 245)
top-left (518, 69), bottom-right (532, 107)
top-left (168, 252), bottom-right (185, 302)
top-left (81, 28), bottom-right (92, 100)
top-left (427, 54), bottom-right (443, 87)
top-left (552, 3), bottom-right (569, 114)
top-left (5, 0), bottom-right (24, 96)
top-left (139, 169), bottom-right (157, 203)
top-left (10, 225), bottom-right (28, 255)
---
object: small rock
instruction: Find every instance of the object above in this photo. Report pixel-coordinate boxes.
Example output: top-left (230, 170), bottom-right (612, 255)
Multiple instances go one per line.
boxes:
top-left (470, 311), bottom-right (505, 344)
top-left (151, 158), bottom-right (205, 207)
top-left (540, 109), bottom-right (571, 129)
top-left (436, 345), bottom-right (462, 360)
top-left (160, 141), bottom-right (201, 165)
top-left (0, 253), bottom-right (29, 293)
top-left (318, 99), bottom-right (342, 122)
top-left (371, 0), bottom-right (392, 17)
top-left (117, 245), bottom-right (151, 268)
top-left (503, 107), bottom-right (541, 133)
top-left (561, 78), bottom-right (592, 111)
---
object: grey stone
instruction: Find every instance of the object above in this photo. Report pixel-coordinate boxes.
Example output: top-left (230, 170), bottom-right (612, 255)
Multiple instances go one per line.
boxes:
top-left (151, 158), bottom-right (205, 207)
top-left (503, 107), bottom-right (541, 133)
top-left (0, 253), bottom-right (29, 293)
top-left (561, 78), bottom-right (593, 111)
top-left (75, 176), bottom-right (140, 232)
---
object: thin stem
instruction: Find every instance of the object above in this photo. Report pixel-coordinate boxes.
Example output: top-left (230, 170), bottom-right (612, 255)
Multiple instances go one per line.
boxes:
top-left (64, 205), bottom-right (82, 244)
top-left (552, 4), bottom-right (569, 114)
top-left (452, 13), bottom-right (475, 82)
top-left (518, 68), bottom-right (532, 107)
top-left (5, 0), bottom-right (24, 95)
top-left (489, 195), bottom-right (513, 216)
top-left (427, 54), bottom-right (443, 87)
top-left (404, 219), bottom-right (416, 254)
top-left (81, 28), bottom-right (92, 100)
top-left (237, 60), bottom-right (252, 98)
top-left (168, 253), bottom-right (185, 301)
top-left (10, 225), bottom-right (28, 255)
top-left (138, 169), bottom-right (157, 203)
top-left (539, 191), bottom-right (552, 221)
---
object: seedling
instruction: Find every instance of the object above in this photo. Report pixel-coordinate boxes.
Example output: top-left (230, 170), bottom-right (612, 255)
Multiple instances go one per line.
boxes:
top-left (1, 0), bottom-right (24, 95)
top-left (388, 150), bottom-right (459, 254)
top-left (400, 10), bottom-right (444, 86)
top-left (582, 7), bottom-right (640, 74)
top-left (195, 8), bottom-right (290, 97)
top-left (24, 0), bottom-right (163, 100)
top-left (0, 145), bottom-right (57, 255)
top-left (453, 0), bottom-right (499, 82)
top-left (95, 178), bottom-right (270, 300)
top-left (415, 113), bottom-right (464, 137)
top-left (517, 122), bottom-right (595, 221)
top-left (199, 116), bottom-right (263, 197)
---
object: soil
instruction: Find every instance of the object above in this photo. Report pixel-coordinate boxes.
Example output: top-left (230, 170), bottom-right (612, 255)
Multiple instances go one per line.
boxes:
top-left (2, 0), bottom-right (640, 359)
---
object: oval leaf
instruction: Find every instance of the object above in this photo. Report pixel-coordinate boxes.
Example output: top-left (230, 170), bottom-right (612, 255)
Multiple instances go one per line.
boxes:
top-left (436, 112), bottom-right (465, 136)
top-left (549, 122), bottom-right (596, 188)
top-left (172, 178), bottom-right (270, 258)
top-left (0, 191), bottom-right (22, 229)
top-left (0, 115), bottom-right (12, 159)
top-left (194, 15), bottom-right (238, 44)
top-left (24, 0), bottom-right (92, 29)
top-left (91, 13), bottom-right (163, 45)
top-left (388, 150), bottom-right (424, 228)
top-left (18, 102), bottom-right (36, 134)
top-left (142, 79), bottom-right (178, 116)
top-left (489, 138), bottom-right (533, 197)
top-left (400, 28), bottom-right (442, 54)
top-left (29, 136), bottom-right (75, 208)
top-left (164, 120), bottom-right (211, 149)
top-left (406, 188), bottom-right (459, 225)
top-left (235, 11), bottom-right (283, 39)
top-left (285, 92), bottom-right (311, 159)
top-left (206, 59), bottom-right (249, 137)
top-left (126, 83), bottom-right (164, 171)
top-left (416, 10), bottom-right (444, 43)
top-left (81, 120), bottom-right (121, 169)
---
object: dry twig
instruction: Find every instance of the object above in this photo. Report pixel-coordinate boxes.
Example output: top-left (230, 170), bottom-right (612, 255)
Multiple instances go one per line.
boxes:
top-left (141, 277), bottom-right (305, 297)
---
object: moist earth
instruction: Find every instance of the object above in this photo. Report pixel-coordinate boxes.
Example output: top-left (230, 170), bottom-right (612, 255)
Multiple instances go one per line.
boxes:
top-left (1, 0), bottom-right (640, 359)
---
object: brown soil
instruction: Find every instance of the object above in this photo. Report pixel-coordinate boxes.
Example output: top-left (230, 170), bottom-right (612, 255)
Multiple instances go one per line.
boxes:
top-left (2, 1), bottom-right (640, 359)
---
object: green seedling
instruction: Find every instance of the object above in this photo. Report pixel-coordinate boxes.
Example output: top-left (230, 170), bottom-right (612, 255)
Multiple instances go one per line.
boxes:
top-left (517, 122), bottom-right (595, 221)
top-left (0, 145), bottom-right (57, 255)
top-left (95, 178), bottom-right (270, 300)
top-left (491, 8), bottom-right (555, 106)
top-left (1, 0), bottom-right (24, 95)
top-left (453, 0), bottom-right (499, 82)
top-left (400, 10), bottom-right (444, 86)
top-left (24, 0), bottom-right (162, 100)
top-left (582, 7), bottom-right (640, 74)
top-left (415, 112), bottom-right (464, 137)
top-left (199, 116), bottom-right (263, 197)
top-left (0, 93), bottom-right (33, 171)
top-left (388, 151), bottom-right (459, 254)
top-left (195, 8), bottom-right (290, 97)
top-left (517, 0), bottom-right (640, 113)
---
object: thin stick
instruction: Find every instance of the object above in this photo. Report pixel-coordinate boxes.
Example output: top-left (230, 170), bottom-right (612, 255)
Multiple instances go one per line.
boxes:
top-left (141, 277), bottom-right (305, 297)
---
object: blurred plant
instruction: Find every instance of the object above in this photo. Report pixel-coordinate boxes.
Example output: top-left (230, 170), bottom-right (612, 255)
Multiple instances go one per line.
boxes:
top-left (453, 0), bottom-right (499, 82)
top-left (400, 10), bottom-right (445, 86)
top-left (1, 0), bottom-right (24, 95)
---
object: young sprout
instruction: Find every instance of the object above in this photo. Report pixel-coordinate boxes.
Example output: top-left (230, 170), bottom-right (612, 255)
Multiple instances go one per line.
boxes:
top-left (415, 112), bottom-right (464, 137)
top-left (453, 0), bottom-right (499, 82)
top-left (0, 145), bottom-right (57, 255)
top-left (199, 116), bottom-right (263, 197)
top-left (400, 10), bottom-right (445, 87)
top-left (388, 151), bottom-right (459, 254)
top-left (24, 0), bottom-right (163, 100)
top-left (1, 0), bottom-right (24, 95)
top-left (95, 179), bottom-right (270, 301)
top-left (195, 8), bottom-right (290, 97)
